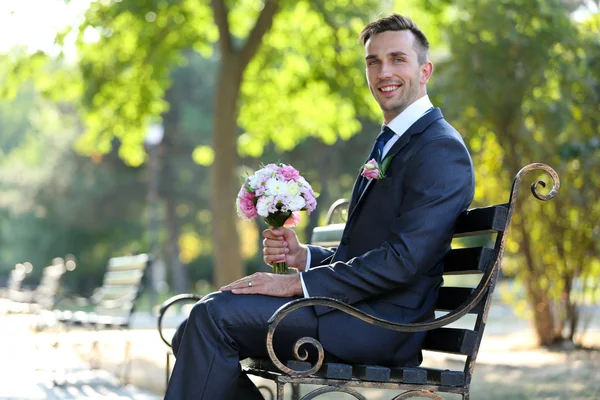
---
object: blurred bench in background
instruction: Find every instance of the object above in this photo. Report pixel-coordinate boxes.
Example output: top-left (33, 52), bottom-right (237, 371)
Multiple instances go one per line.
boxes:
top-left (52, 253), bottom-right (151, 385)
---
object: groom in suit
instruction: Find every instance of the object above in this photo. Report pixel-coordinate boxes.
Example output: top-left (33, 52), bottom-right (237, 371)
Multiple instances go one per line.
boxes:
top-left (165, 14), bottom-right (474, 399)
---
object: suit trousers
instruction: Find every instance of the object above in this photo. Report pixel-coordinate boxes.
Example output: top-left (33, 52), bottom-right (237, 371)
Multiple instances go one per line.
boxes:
top-left (164, 291), bottom-right (319, 400)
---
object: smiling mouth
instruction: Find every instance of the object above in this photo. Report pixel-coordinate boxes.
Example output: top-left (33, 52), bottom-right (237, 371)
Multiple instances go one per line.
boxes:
top-left (379, 85), bottom-right (402, 94)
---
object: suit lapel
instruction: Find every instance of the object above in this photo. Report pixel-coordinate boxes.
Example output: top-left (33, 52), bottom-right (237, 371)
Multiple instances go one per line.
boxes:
top-left (347, 108), bottom-right (444, 221)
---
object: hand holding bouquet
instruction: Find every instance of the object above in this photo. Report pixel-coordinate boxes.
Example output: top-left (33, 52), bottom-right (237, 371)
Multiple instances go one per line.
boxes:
top-left (236, 163), bottom-right (317, 274)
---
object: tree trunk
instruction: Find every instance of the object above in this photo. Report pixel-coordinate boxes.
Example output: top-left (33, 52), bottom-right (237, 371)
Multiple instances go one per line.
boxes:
top-left (517, 216), bottom-right (558, 345)
top-left (209, 0), bottom-right (279, 287)
top-left (211, 53), bottom-right (244, 288)
top-left (527, 288), bottom-right (557, 345)
top-left (165, 196), bottom-right (189, 292)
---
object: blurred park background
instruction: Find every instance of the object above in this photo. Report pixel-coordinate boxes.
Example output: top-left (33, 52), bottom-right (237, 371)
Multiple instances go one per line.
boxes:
top-left (0, 0), bottom-right (599, 398)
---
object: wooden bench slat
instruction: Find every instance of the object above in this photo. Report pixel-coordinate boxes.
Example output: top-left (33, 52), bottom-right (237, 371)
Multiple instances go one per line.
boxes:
top-left (107, 262), bottom-right (148, 272)
top-left (353, 365), bottom-right (391, 382)
top-left (453, 205), bottom-right (508, 237)
top-left (310, 224), bottom-right (345, 247)
top-left (97, 285), bottom-right (141, 301)
top-left (423, 328), bottom-right (477, 356)
top-left (436, 287), bottom-right (485, 314)
top-left (319, 363), bottom-right (353, 380)
top-left (103, 270), bottom-right (145, 286)
top-left (244, 358), bottom-right (468, 388)
top-left (443, 246), bottom-right (495, 275)
top-left (424, 368), bottom-right (465, 386)
top-left (390, 367), bottom-right (427, 384)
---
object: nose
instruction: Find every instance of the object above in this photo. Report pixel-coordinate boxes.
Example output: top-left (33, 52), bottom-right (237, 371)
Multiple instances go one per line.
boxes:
top-left (378, 62), bottom-right (393, 79)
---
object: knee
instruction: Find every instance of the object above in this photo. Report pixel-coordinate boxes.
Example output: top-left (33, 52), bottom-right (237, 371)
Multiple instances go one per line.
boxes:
top-left (188, 291), bottom-right (234, 327)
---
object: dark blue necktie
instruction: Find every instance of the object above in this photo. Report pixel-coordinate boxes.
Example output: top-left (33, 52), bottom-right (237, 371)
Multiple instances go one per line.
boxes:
top-left (366, 126), bottom-right (395, 164)
top-left (357, 126), bottom-right (395, 195)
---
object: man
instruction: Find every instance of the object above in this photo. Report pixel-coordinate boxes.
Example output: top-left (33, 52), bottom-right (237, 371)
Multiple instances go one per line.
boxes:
top-left (165, 14), bottom-right (474, 399)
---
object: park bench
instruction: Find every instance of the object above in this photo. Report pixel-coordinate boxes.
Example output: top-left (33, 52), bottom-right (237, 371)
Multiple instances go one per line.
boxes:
top-left (158, 163), bottom-right (559, 399)
top-left (0, 263), bottom-right (33, 310)
top-left (1, 258), bottom-right (70, 316)
top-left (53, 253), bottom-right (150, 384)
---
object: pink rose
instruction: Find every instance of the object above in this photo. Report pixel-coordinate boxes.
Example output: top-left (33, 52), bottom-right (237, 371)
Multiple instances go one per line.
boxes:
top-left (238, 189), bottom-right (258, 219)
top-left (361, 159), bottom-right (380, 180)
top-left (283, 211), bottom-right (301, 227)
top-left (300, 185), bottom-right (317, 214)
top-left (279, 165), bottom-right (301, 181)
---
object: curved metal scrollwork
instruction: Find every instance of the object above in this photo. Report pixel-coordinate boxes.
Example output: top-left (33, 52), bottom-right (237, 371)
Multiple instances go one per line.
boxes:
top-left (265, 320), bottom-right (325, 377)
top-left (301, 386), bottom-right (367, 400)
top-left (157, 293), bottom-right (202, 347)
top-left (266, 164), bottom-right (560, 378)
top-left (257, 384), bottom-right (274, 400)
top-left (325, 199), bottom-right (350, 224)
top-left (509, 163), bottom-right (560, 203)
top-left (391, 390), bottom-right (445, 399)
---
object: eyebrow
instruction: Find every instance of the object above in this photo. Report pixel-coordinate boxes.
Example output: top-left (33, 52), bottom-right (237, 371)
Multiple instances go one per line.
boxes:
top-left (365, 51), bottom-right (410, 60)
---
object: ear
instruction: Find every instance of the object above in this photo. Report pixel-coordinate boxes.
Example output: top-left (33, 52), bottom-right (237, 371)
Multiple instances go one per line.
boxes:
top-left (420, 61), bottom-right (434, 84)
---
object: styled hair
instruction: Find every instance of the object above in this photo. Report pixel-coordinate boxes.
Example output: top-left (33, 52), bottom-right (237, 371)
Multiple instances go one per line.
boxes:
top-left (360, 14), bottom-right (430, 65)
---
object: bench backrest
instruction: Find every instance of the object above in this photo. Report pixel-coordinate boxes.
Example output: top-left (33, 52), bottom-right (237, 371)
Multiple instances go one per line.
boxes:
top-left (310, 202), bottom-right (508, 385)
top-left (309, 163), bottom-right (559, 390)
top-left (6, 268), bottom-right (28, 295)
top-left (91, 254), bottom-right (150, 323)
top-left (34, 259), bottom-right (71, 310)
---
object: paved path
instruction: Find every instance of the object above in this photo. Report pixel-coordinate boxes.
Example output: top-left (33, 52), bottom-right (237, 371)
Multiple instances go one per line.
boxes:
top-left (1, 303), bottom-right (598, 399)
top-left (0, 314), bottom-right (160, 400)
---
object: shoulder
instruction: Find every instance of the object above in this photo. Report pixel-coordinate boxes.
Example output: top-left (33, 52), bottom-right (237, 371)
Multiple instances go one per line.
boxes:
top-left (412, 117), bottom-right (470, 159)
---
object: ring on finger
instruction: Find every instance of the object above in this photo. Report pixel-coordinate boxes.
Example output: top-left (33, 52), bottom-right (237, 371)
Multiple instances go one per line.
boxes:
top-left (248, 281), bottom-right (252, 287)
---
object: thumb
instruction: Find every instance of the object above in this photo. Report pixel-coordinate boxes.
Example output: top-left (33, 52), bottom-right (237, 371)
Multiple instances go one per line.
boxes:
top-left (280, 227), bottom-right (299, 243)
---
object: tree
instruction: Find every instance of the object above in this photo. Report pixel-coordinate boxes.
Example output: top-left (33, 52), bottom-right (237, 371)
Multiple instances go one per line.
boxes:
top-left (4, 0), bottom-right (382, 287)
top-left (436, 0), bottom-right (600, 346)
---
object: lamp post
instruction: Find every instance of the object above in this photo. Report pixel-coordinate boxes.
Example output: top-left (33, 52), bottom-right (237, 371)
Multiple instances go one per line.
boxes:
top-left (145, 123), bottom-right (164, 315)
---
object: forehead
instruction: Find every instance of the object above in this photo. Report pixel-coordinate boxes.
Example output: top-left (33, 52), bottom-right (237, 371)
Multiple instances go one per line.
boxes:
top-left (364, 30), bottom-right (417, 57)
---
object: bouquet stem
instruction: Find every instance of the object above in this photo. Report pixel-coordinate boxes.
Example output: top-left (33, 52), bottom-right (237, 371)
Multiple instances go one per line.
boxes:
top-left (264, 211), bottom-right (293, 275)
top-left (272, 261), bottom-right (289, 274)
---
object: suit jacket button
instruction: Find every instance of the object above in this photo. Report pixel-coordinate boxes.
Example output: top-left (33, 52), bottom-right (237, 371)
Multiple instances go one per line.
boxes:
top-left (341, 237), bottom-right (349, 245)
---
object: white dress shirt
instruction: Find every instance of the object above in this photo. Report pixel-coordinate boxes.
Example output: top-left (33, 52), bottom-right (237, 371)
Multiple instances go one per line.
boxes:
top-left (299, 95), bottom-right (435, 297)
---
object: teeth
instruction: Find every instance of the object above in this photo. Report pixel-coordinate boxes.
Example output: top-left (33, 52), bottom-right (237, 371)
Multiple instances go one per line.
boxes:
top-left (380, 86), bottom-right (398, 92)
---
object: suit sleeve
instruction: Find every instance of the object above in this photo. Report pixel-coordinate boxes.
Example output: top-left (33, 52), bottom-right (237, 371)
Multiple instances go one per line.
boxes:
top-left (301, 136), bottom-right (475, 306)
top-left (307, 245), bottom-right (336, 268)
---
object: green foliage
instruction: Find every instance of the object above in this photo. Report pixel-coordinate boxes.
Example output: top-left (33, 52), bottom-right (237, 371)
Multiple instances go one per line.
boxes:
top-left (436, 0), bottom-right (600, 344)
top-left (238, 1), bottom-right (379, 156)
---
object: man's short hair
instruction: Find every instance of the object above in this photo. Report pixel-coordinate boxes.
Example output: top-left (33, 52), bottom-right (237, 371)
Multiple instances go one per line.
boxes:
top-left (360, 14), bottom-right (430, 65)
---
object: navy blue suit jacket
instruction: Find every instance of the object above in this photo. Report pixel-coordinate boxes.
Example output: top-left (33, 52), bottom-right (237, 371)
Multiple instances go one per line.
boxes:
top-left (301, 108), bottom-right (475, 366)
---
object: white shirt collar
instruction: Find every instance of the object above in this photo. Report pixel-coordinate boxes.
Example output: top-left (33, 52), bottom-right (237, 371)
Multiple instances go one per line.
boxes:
top-left (385, 95), bottom-right (434, 138)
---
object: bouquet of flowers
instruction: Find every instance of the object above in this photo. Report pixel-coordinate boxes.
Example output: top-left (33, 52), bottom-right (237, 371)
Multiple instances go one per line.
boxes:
top-left (236, 163), bottom-right (317, 274)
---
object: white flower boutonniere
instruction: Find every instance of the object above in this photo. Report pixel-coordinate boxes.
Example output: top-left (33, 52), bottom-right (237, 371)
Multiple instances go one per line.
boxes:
top-left (360, 155), bottom-right (395, 181)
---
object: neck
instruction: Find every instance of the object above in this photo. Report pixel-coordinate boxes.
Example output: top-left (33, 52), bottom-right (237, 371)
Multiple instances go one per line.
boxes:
top-left (383, 91), bottom-right (428, 124)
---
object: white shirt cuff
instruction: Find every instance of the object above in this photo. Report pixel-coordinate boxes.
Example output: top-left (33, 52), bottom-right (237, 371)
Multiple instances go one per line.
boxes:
top-left (304, 247), bottom-right (311, 272)
top-left (300, 273), bottom-right (310, 298)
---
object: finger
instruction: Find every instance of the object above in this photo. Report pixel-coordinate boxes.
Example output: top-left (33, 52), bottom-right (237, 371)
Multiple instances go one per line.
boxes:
top-left (264, 255), bottom-right (287, 266)
top-left (220, 277), bottom-right (251, 291)
top-left (263, 229), bottom-right (285, 240)
top-left (263, 246), bottom-right (289, 256)
top-left (231, 282), bottom-right (266, 295)
top-left (264, 254), bottom-right (288, 265)
top-left (263, 238), bottom-right (287, 249)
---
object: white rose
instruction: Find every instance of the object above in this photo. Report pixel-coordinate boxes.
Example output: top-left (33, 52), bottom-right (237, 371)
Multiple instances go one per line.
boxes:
top-left (265, 177), bottom-right (289, 196)
top-left (287, 195), bottom-right (306, 211)
top-left (285, 180), bottom-right (300, 196)
top-left (256, 196), bottom-right (274, 217)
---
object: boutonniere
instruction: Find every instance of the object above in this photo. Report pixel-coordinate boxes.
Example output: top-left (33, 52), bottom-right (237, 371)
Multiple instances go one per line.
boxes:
top-left (360, 155), bottom-right (395, 181)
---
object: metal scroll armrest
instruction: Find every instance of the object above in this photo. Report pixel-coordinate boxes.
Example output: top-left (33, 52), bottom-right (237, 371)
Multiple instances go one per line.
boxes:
top-left (264, 277), bottom-right (493, 378)
top-left (157, 293), bottom-right (202, 347)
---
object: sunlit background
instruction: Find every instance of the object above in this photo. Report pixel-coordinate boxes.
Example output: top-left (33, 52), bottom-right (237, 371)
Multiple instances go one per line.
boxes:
top-left (0, 0), bottom-right (599, 398)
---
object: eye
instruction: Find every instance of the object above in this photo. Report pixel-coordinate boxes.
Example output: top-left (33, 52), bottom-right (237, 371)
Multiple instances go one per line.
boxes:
top-left (394, 58), bottom-right (404, 63)
top-left (367, 59), bottom-right (379, 66)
